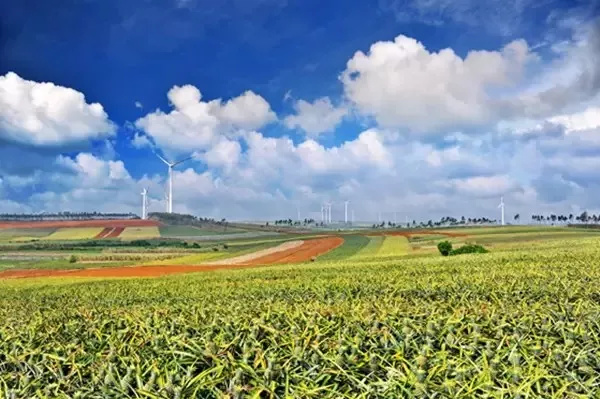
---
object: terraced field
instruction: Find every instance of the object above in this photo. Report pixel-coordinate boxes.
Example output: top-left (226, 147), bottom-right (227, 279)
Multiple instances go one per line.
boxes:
top-left (0, 228), bottom-right (56, 242)
top-left (317, 235), bottom-right (369, 260)
top-left (350, 235), bottom-right (384, 258)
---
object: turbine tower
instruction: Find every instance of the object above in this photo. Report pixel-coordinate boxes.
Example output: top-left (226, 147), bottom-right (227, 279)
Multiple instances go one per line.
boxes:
top-left (140, 188), bottom-right (148, 219)
top-left (326, 202), bottom-right (332, 224)
top-left (344, 201), bottom-right (350, 224)
top-left (498, 196), bottom-right (505, 226)
top-left (156, 154), bottom-right (193, 213)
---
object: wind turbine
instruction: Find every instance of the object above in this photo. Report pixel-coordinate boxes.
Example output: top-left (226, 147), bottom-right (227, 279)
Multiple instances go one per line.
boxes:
top-left (498, 196), bottom-right (505, 226)
top-left (325, 202), bottom-right (332, 224)
top-left (141, 188), bottom-right (148, 219)
top-left (344, 201), bottom-right (350, 224)
top-left (156, 154), bottom-right (193, 214)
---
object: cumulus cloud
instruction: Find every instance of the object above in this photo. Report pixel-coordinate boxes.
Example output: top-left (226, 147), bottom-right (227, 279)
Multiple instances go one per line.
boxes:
top-left (284, 97), bottom-right (347, 137)
top-left (549, 106), bottom-right (600, 133)
top-left (341, 35), bottom-right (532, 132)
top-left (0, 72), bottom-right (114, 146)
top-left (135, 84), bottom-right (275, 154)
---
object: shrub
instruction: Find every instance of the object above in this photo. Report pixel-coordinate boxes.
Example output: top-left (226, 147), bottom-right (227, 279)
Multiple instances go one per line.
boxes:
top-left (437, 241), bottom-right (453, 256)
top-left (223, 244), bottom-right (229, 250)
top-left (192, 243), bottom-right (201, 249)
top-left (69, 255), bottom-right (78, 264)
top-left (212, 247), bottom-right (219, 252)
top-left (450, 244), bottom-right (488, 256)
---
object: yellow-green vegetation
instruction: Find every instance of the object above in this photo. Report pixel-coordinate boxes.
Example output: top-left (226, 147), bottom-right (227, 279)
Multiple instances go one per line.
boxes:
top-left (143, 251), bottom-right (224, 265)
top-left (350, 235), bottom-right (384, 258)
top-left (42, 227), bottom-right (105, 240)
top-left (119, 226), bottom-right (161, 240)
top-left (3, 227), bottom-right (600, 397)
top-left (2, 234), bottom-right (600, 397)
top-left (376, 235), bottom-right (411, 256)
top-left (0, 228), bottom-right (56, 241)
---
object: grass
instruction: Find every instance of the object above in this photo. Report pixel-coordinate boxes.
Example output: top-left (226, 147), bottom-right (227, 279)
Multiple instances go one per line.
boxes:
top-left (42, 227), bottom-right (105, 240)
top-left (119, 226), bottom-right (161, 240)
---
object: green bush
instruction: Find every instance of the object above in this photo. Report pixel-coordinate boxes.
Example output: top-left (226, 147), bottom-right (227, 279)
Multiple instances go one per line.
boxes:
top-left (437, 241), bottom-right (453, 256)
top-left (68, 255), bottom-right (78, 264)
top-left (450, 244), bottom-right (488, 255)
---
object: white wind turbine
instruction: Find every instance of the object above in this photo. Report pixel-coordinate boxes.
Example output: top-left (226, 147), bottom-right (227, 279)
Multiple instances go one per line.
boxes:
top-left (140, 188), bottom-right (148, 219)
top-left (344, 201), bottom-right (350, 224)
top-left (498, 196), bottom-right (505, 226)
top-left (156, 154), bottom-right (194, 214)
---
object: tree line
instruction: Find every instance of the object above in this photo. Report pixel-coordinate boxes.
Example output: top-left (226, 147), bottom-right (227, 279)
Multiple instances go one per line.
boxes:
top-left (0, 212), bottom-right (139, 221)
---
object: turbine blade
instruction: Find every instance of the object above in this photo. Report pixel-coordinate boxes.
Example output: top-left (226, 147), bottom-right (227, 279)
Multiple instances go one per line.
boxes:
top-left (155, 153), bottom-right (171, 166)
top-left (172, 155), bottom-right (194, 167)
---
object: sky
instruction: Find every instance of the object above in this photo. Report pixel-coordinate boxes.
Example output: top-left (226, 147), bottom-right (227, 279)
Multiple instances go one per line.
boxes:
top-left (0, 0), bottom-right (599, 222)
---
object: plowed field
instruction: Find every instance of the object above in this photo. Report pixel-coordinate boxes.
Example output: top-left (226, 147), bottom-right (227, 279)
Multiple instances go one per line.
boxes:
top-left (0, 237), bottom-right (344, 279)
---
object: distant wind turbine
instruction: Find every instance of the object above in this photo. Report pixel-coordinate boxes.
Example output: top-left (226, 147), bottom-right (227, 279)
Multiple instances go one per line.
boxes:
top-left (156, 153), bottom-right (194, 213)
top-left (498, 196), bottom-right (505, 226)
top-left (344, 201), bottom-right (350, 224)
top-left (141, 188), bottom-right (148, 219)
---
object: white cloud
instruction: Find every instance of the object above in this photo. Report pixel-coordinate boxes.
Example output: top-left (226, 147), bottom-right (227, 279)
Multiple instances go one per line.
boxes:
top-left (214, 90), bottom-right (276, 130)
top-left (549, 106), bottom-right (600, 133)
top-left (284, 97), bottom-right (347, 137)
top-left (341, 35), bottom-right (531, 132)
top-left (135, 85), bottom-right (275, 155)
top-left (131, 132), bottom-right (153, 149)
top-left (0, 72), bottom-right (115, 146)
top-left (200, 138), bottom-right (241, 170)
top-left (440, 175), bottom-right (519, 197)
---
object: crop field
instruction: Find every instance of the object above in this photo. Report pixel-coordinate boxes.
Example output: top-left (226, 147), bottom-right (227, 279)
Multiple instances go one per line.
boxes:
top-left (1, 226), bottom-right (600, 397)
top-left (350, 235), bottom-right (384, 258)
top-left (159, 225), bottom-right (247, 238)
top-left (317, 235), bottom-right (370, 260)
top-left (119, 226), bottom-right (161, 240)
top-left (0, 228), bottom-right (56, 241)
top-left (376, 235), bottom-right (411, 256)
top-left (42, 227), bottom-right (105, 241)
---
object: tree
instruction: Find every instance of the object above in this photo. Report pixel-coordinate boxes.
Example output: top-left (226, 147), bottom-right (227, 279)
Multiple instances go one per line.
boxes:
top-left (514, 214), bottom-right (520, 222)
top-left (437, 241), bottom-right (453, 256)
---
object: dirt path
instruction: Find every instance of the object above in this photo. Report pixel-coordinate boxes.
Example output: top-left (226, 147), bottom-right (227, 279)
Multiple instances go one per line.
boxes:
top-left (0, 237), bottom-right (343, 279)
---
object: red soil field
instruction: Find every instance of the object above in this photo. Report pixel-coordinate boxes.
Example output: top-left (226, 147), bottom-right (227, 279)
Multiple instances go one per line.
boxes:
top-left (94, 228), bottom-right (113, 239)
top-left (0, 219), bottom-right (160, 229)
top-left (0, 237), bottom-right (344, 279)
top-left (105, 227), bottom-right (125, 238)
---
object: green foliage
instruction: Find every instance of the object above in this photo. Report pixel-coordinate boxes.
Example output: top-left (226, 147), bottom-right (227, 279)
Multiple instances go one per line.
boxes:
top-left (318, 235), bottom-right (369, 260)
top-left (450, 243), bottom-right (489, 255)
top-left (437, 240), bottom-right (453, 256)
top-left (68, 255), bottom-right (77, 263)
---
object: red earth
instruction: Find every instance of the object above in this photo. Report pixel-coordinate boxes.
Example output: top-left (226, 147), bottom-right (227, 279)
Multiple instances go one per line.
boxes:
top-left (0, 219), bottom-right (160, 229)
top-left (94, 228), bottom-right (113, 239)
top-left (105, 227), bottom-right (125, 238)
top-left (0, 237), bottom-right (344, 279)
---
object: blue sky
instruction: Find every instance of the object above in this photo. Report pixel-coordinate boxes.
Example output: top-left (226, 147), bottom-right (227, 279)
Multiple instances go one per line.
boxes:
top-left (0, 0), bottom-right (599, 221)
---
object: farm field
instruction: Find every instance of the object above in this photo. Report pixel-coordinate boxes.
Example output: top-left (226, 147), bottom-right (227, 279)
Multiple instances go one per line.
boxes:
top-left (42, 227), bottom-right (105, 240)
top-left (158, 225), bottom-right (247, 237)
top-left (119, 226), bottom-right (161, 240)
top-left (2, 225), bottom-right (600, 396)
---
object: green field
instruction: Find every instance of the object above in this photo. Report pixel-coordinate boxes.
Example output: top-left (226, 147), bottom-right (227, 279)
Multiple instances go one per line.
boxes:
top-left (2, 226), bottom-right (600, 397)
top-left (159, 225), bottom-right (245, 237)
top-left (0, 228), bottom-right (56, 241)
